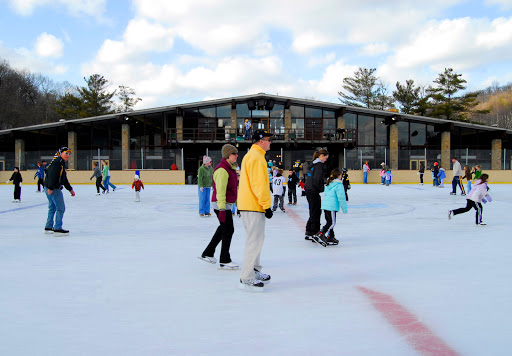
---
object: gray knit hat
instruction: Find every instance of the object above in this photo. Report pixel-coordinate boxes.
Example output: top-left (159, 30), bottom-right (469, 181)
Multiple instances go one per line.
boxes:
top-left (221, 144), bottom-right (238, 159)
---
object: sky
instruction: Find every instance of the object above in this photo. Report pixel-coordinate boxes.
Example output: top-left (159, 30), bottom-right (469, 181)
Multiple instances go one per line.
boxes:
top-left (1, 0), bottom-right (512, 110)
top-left (0, 183), bottom-right (511, 355)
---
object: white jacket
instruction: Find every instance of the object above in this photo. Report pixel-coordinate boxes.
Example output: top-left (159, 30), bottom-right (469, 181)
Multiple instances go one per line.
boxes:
top-left (467, 180), bottom-right (489, 203)
top-left (272, 176), bottom-right (286, 196)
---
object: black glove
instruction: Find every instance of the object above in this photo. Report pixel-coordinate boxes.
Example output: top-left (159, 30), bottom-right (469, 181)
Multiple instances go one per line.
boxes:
top-left (236, 209), bottom-right (241, 218)
top-left (265, 208), bottom-right (273, 219)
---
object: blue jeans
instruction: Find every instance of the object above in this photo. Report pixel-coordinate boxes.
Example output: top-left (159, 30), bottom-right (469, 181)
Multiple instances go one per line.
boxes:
top-left (363, 172), bottom-right (368, 183)
top-left (103, 176), bottom-right (116, 191)
top-left (244, 129), bottom-right (251, 140)
top-left (198, 187), bottom-right (211, 215)
top-left (45, 187), bottom-right (65, 230)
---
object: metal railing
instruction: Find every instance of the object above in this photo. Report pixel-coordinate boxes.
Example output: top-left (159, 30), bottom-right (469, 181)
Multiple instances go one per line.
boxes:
top-left (166, 128), bottom-right (356, 144)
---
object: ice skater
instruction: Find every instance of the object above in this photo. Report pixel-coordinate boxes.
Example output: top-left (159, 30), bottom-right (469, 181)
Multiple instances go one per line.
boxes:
top-left (341, 168), bottom-right (350, 200)
top-left (199, 144), bottom-right (239, 270)
top-left (448, 174), bottom-right (490, 226)
top-left (304, 148), bottom-right (329, 241)
top-left (384, 170), bottom-right (392, 186)
top-left (198, 156), bottom-right (213, 217)
top-left (90, 162), bottom-right (106, 195)
top-left (102, 160), bottom-right (117, 193)
top-left (463, 165), bottom-right (473, 192)
top-left (132, 174), bottom-right (144, 202)
top-left (450, 157), bottom-right (465, 195)
top-left (312, 168), bottom-right (348, 247)
top-left (418, 162), bottom-right (424, 185)
top-left (287, 169), bottom-right (299, 205)
top-left (272, 169), bottom-right (286, 212)
top-left (34, 162), bottom-right (45, 192)
top-left (6, 167), bottom-right (22, 202)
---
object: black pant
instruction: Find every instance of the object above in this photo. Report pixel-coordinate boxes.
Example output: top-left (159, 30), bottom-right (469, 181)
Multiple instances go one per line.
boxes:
top-left (14, 184), bottom-right (21, 200)
top-left (320, 210), bottom-right (336, 238)
top-left (202, 209), bottom-right (234, 264)
top-left (420, 173), bottom-right (424, 184)
top-left (453, 199), bottom-right (483, 224)
top-left (288, 188), bottom-right (297, 204)
top-left (37, 178), bottom-right (44, 192)
top-left (95, 177), bottom-right (106, 193)
top-left (452, 176), bottom-right (466, 194)
top-left (305, 191), bottom-right (322, 236)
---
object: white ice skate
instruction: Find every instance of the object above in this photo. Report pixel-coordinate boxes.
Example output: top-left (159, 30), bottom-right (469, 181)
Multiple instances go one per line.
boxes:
top-left (219, 262), bottom-right (239, 270)
top-left (198, 256), bottom-right (217, 264)
top-left (239, 278), bottom-right (264, 292)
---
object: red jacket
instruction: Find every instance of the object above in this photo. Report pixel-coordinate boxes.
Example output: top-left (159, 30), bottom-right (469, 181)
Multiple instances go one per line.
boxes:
top-left (132, 180), bottom-right (144, 191)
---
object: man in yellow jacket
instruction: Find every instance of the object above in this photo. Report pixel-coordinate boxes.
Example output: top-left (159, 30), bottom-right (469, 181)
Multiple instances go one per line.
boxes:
top-left (238, 129), bottom-right (274, 291)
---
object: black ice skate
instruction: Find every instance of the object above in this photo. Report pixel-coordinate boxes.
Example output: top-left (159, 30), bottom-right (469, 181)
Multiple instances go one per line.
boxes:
top-left (311, 232), bottom-right (328, 247)
top-left (53, 229), bottom-right (69, 236)
top-left (325, 235), bottom-right (339, 246)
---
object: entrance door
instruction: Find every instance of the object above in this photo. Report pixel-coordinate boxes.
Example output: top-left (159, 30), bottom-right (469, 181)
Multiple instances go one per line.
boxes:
top-left (410, 159), bottom-right (425, 170)
top-left (305, 118), bottom-right (323, 140)
top-left (251, 118), bottom-right (269, 131)
top-left (0, 160), bottom-right (4, 170)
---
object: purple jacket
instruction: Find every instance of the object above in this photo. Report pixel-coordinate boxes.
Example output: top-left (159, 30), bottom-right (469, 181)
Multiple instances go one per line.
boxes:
top-left (211, 158), bottom-right (238, 205)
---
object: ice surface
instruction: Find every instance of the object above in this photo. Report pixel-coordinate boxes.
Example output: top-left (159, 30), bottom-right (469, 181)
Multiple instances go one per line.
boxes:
top-left (0, 182), bottom-right (511, 355)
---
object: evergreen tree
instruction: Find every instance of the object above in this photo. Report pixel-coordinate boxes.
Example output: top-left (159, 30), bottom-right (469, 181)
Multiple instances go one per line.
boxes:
top-left (338, 67), bottom-right (379, 108)
top-left (78, 74), bottom-right (116, 117)
top-left (116, 85), bottom-right (141, 112)
top-left (393, 79), bottom-right (421, 114)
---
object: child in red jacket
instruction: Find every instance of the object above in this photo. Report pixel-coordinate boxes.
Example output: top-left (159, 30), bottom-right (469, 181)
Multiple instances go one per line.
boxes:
top-left (132, 174), bottom-right (144, 202)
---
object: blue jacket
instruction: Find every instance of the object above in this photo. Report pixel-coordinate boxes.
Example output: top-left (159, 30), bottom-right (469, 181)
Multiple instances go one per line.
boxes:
top-left (34, 166), bottom-right (45, 179)
top-left (321, 180), bottom-right (347, 213)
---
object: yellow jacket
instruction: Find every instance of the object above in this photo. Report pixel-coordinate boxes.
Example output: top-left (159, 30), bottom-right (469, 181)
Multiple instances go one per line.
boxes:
top-left (237, 144), bottom-right (271, 212)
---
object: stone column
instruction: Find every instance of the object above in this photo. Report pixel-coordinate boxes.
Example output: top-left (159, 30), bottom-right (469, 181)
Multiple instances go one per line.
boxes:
top-left (389, 124), bottom-right (398, 170)
top-left (441, 131), bottom-right (451, 169)
top-left (122, 124), bottom-right (130, 170)
top-left (284, 108), bottom-right (292, 140)
top-left (231, 108), bottom-right (237, 140)
top-left (67, 131), bottom-right (77, 170)
top-left (492, 138), bottom-right (502, 170)
top-left (176, 115), bottom-right (184, 140)
top-left (14, 139), bottom-right (25, 169)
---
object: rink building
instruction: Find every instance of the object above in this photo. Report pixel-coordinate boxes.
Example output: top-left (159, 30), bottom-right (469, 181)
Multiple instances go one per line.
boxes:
top-left (0, 93), bottom-right (511, 183)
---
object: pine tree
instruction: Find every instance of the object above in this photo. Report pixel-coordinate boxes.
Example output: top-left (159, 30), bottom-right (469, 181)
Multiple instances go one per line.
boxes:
top-left (393, 80), bottom-right (421, 114)
top-left (338, 67), bottom-right (379, 108)
top-left (78, 74), bottom-right (116, 117)
top-left (116, 85), bottom-right (141, 112)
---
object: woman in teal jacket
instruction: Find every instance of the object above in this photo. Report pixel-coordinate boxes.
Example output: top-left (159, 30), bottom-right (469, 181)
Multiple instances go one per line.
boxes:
top-left (312, 168), bottom-right (348, 247)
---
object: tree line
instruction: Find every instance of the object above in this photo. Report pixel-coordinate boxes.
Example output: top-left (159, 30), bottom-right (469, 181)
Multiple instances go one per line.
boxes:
top-left (0, 58), bottom-right (140, 130)
top-left (339, 67), bottom-right (512, 129)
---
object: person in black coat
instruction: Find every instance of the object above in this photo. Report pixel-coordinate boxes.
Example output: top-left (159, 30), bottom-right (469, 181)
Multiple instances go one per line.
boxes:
top-left (287, 169), bottom-right (299, 205)
top-left (6, 167), bottom-right (23, 202)
top-left (304, 148), bottom-right (329, 240)
top-left (341, 168), bottom-right (350, 201)
top-left (43, 147), bottom-right (75, 235)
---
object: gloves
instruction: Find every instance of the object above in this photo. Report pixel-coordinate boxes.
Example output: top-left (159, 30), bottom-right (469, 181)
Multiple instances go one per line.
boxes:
top-left (347, 184), bottom-right (351, 190)
top-left (5, 180), bottom-right (9, 184)
top-left (482, 198), bottom-right (487, 204)
top-left (485, 195), bottom-right (492, 202)
top-left (19, 183), bottom-right (22, 187)
top-left (218, 209), bottom-right (226, 223)
top-left (200, 187), bottom-right (204, 192)
top-left (265, 208), bottom-right (273, 219)
top-left (70, 190), bottom-right (75, 196)
top-left (236, 209), bottom-right (241, 218)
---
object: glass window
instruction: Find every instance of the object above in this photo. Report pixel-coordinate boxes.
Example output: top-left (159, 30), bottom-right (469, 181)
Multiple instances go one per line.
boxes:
top-left (198, 106), bottom-right (215, 118)
top-left (252, 110), bottom-right (269, 118)
top-left (376, 117), bottom-right (387, 146)
top-left (358, 115), bottom-right (374, 146)
top-left (236, 103), bottom-right (250, 117)
top-left (323, 118), bottom-right (335, 136)
top-left (410, 122), bottom-right (426, 146)
top-left (323, 109), bottom-right (336, 118)
top-left (305, 106), bottom-right (322, 118)
top-left (216, 104), bottom-right (231, 118)
top-left (270, 104), bottom-right (285, 118)
top-left (290, 105), bottom-right (304, 118)
top-left (397, 121), bottom-right (409, 146)
top-left (344, 112), bottom-right (356, 130)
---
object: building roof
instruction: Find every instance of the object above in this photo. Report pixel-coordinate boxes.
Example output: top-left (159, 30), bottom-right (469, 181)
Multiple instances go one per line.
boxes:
top-left (1, 93), bottom-right (510, 135)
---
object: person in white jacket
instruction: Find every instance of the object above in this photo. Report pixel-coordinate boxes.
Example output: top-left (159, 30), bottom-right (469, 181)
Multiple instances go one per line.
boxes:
top-left (450, 158), bottom-right (466, 196)
top-left (448, 174), bottom-right (490, 225)
top-left (271, 169), bottom-right (286, 212)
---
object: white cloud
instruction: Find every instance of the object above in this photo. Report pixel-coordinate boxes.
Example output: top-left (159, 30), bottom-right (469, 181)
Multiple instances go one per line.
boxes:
top-left (0, 40), bottom-right (67, 75)
top-left (6, 0), bottom-right (107, 17)
top-left (307, 52), bottom-right (336, 68)
top-left (358, 43), bottom-right (389, 56)
top-left (485, 0), bottom-right (512, 10)
top-left (35, 32), bottom-right (64, 58)
top-left (305, 60), bottom-right (359, 99)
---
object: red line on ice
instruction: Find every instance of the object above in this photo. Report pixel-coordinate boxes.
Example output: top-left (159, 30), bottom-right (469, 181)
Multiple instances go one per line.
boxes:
top-left (358, 286), bottom-right (459, 356)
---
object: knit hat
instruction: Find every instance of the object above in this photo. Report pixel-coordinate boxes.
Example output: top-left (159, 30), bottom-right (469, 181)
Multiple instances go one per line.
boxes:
top-left (381, 162), bottom-right (385, 165)
top-left (221, 144), bottom-right (238, 159)
top-left (434, 162), bottom-right (438, 166)
top-left (203, 156), bottom-right (212, 164)
top-left (134, 174), bottom-right (140, 180)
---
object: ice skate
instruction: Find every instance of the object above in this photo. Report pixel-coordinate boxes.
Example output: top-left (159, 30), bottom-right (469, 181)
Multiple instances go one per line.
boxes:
top-left (280, 208), bottom-right (286, 213)
top-left (44, 227), bottom-right (54, 234)
top-left (448, 210), bottom-right (453, 220)
top-left (311, 232), bottom-right (328, 247)
top-left (325, 235), bottom-right (339, 246)
top-left (304, 234), bottom-right (313, 241)
top-left (53, 229), bottom-right (69, 236)
top-left (219, 262), bottom-right (239, 270)
top-left (254, 269), bottom-right (271, 283)
top-left (477, 222), bottom-right (487, 226)
top-left (239, 278), bottom-right (264, 292)
top-left (198, 256), bottom-right (217, 264)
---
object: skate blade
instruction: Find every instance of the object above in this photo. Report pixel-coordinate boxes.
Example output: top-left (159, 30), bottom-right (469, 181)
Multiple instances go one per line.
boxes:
top-left (197, 256), bottom-right (216, 264)
top-left (311, 238), bottom-right (327, 247)
top-left (53, 232), bottom-right (69, 237)
top-left (218, 266), bottom-right (239, 270)
top-left (238, 283), bottom-right (264, 292)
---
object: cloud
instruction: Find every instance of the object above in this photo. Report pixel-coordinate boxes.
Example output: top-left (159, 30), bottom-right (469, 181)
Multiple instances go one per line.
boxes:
top-left (358, 43), bottom-right (389, 56)
top-left (307, 52), bottom-right (336, 68)
top-left (35, 32), bottom-right (64, 58)
top-left (0, 40), bottom-right (67, 75)
top-left (5, 0), bottom-right (107, 17)
top-left (305, 60), bottom-right (359, 99)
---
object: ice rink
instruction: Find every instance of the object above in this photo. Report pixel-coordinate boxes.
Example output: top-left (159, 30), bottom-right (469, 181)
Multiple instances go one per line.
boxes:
top-left (0, 181), bottom-right (511, 355)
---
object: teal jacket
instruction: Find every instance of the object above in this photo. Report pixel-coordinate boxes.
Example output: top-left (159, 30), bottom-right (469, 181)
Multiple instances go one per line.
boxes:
top-left (321, 180), bottom-right (347, 213)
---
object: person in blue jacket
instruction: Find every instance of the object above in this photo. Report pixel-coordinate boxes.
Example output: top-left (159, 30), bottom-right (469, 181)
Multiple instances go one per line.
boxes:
top-left (311, 168), bottom-right (348, 247)
top-left (34, 161), bottom-right (45, 192)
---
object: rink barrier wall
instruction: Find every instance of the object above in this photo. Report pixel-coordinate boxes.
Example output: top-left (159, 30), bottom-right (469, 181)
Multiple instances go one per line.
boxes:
top-left (0, 170), bottom-right (185, 185)
top-left (1, 169), bottom-right (511, 185)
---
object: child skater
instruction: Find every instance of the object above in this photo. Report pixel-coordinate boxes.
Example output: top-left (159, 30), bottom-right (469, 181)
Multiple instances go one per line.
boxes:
top-left (34, 161), bottom-right (45, 192)
top-left (341, 168), bottom-right (350, 201)
top-left (6, 167), bottom-right (22, 202)
top-left (287, 169), bottom-right (299, 205)
top-left (272, 169), bottom-right (286, 212)
top-left (463, 165), bottom-right (473, 192)
top-left (384, 170), bottom-right (392, 186)
top-left (299, 178), bottom-right (306, 197)
top-left (90, 162), bottom-right (106, 195)
top-left (312, 168), bottom-right (348, 247)
top-left (438, 164), bottom-right (446, 188)
top-left (448, 173), bottom-right (491, 226)
top-left (132, 174), bottom-right (144, 202)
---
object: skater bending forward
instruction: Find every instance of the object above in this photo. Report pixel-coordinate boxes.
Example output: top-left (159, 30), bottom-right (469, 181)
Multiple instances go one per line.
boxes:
top-left (312, 168), bottom-right (348, 247)
top-left (448, 174), bottom-right (491, 226)
top-left (199, 144), bottom-right (239, 270)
